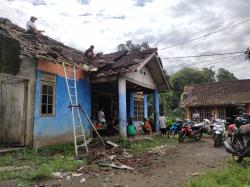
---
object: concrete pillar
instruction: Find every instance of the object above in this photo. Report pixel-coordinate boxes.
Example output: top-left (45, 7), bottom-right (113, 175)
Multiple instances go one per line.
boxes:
top-left (153, 90), bottom-right (160, 132)
top-left (129, 92), bottom-right (134, 118)
top-left (186, 107), bottom-right (191, 119)
top-left (144, 94), bottom-right (148, 118)
top-left (118, 78), bottom-right (127, 137)
top-left (246, 104), bottom-right (250, 115)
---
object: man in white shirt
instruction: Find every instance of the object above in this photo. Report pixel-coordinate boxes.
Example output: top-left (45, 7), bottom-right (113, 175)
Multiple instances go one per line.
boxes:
top-left (98, 108), bottom-right (106, 125)
top-left (159, 112), bottom-right (167, 135)
top-left (26, 16), bottom-right (45, 34)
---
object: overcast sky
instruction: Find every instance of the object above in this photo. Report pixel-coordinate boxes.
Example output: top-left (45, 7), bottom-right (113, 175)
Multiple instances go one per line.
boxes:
top-left (1, 0), bottom-right (250, 78)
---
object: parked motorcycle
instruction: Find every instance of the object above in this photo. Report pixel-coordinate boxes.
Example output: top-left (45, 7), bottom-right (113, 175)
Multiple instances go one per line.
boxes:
top-left (202, 119), bottom-right (214, 135)
top-left (178, 121), bottom-right (204, 142)
top-left (224, 124), bottom-right (250, 163)
top-left (228, 114), bottom-right (250, 141)
top-left (212, 119), bottom-right (226, 147)
top-left (168, 119), bottom-right (183, 138)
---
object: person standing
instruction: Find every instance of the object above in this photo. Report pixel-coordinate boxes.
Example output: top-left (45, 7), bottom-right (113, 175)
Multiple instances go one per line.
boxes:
top-left (98, 108), bottom-right (106, 126)
top-left (159, 112), bottom-right (167, 136)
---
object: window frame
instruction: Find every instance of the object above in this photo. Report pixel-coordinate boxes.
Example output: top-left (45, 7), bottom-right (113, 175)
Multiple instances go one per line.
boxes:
top-left (39, 72), bottom-right (56, 117)
top-left (134, 98), bottom-right (144, 121)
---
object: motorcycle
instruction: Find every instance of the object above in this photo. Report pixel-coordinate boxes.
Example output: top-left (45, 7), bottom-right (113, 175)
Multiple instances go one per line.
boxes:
top-left (178, 120), bottom-right (204, 143)
top-left (168, 119), bottom-right (183, 138)
top-left (228, 114), bottom-right (250, 141)
top-left (202, 119), bottom-right (214, 136)
top-left (212, 119), bottom-right (226, 147)
top-left (224, 124), bottom-right (250, 163)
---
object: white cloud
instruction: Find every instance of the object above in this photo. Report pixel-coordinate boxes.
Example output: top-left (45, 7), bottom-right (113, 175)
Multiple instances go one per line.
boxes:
top-left (0, 0), bottom-right (250, 79)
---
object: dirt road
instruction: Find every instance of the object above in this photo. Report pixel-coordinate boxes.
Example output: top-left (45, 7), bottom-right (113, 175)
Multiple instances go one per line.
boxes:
top-left (46, 138), bottom-right (228, 187)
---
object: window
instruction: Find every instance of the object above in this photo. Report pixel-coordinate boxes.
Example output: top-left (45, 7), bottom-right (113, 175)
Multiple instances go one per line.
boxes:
top-left (191, 107), bottom-right (211, 122)
top-left (218, 107), bottom-right (226, 119)
top-left (40, 72), bottom-right (56, 116)
top-left (134, 99), bottom-right (144, 121)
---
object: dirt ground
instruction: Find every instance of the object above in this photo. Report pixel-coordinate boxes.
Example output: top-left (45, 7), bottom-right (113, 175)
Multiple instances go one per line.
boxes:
top-left (43, 137), bottom-right (228, 187)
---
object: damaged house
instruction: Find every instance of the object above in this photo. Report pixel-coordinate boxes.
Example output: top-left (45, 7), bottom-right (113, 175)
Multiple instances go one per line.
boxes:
top-left (181, 80), bottom-right (250, 121)
top-left (0, 18), bottom-right (169, 147)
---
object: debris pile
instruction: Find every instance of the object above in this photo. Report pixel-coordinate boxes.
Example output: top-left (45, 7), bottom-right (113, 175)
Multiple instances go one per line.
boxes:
top-left (78, 141), bottom-right (161, 175)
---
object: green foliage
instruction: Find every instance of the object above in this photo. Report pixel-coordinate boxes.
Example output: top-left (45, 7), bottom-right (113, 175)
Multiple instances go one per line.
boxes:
top-left (0, 144), bottom-right (85, 184)
top-left (187, 159), bottom-right (250, 187)
top-left (129, 135), bottom-right (177, 153)
top-left (216, 68), bottom-right (238, 82)
top-left (166, 117), bottom-right (175, 127)
top-left (117, 40), bottom-right (150, 53)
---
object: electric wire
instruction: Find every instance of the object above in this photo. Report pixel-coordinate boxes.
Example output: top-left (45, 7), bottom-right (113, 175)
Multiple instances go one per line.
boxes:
top-left (161, 51), bottom-right (245, 59)
top-left (158, 18), bottom-right (250, 51)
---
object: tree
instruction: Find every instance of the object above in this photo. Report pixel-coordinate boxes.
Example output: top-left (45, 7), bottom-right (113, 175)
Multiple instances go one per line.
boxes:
top-left (117, 40), bottom-right (150, 53)
top-left (216, 68), bottom-right (237, 82)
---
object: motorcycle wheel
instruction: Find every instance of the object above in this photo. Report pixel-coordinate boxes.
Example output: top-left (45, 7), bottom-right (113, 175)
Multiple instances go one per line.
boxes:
top-left (214, 136), bottom-right (218, 147)
top-left (233, 155), bottom-right (243, 163)
top-left (194, 132), bottom-right (203, 141)
top-left (178, 132), bottom-right (185, 143)
top-left (168, 130), bottom-right (176, 139)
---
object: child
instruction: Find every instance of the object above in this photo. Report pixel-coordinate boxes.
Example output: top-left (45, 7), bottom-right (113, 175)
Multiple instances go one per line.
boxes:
top-left (142, 118), bottom-right (152, 135)
top-left (127, 117), bottom-right (136, 137)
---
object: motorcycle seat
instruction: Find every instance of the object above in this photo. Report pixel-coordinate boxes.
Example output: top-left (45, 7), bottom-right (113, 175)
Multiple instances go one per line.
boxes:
top-left (192, 123), bottom-right (203, 130)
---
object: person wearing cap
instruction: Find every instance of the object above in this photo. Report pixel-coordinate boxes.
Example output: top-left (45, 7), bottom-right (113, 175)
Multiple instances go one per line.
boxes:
top-left (26, 16), bottom-right (45, 34)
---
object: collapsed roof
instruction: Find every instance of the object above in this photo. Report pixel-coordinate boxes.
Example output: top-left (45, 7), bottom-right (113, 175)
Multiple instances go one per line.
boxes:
top-left (0, 18), bottom-right (89, 69)
top-left (91, 48), bottom-right (159, 78)
top-left (0, 18), bottom-right (169, 91)
top-left (181, 79), bottom-right (250, 107)
top-left (91, 48), bottom-right (170, 91)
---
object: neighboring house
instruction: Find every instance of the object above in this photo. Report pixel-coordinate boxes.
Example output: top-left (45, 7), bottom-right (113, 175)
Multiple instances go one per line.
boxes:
top-left (0, 18), bottom-right (170, 147)
top-left (181, 79), bottom-right (250, 121)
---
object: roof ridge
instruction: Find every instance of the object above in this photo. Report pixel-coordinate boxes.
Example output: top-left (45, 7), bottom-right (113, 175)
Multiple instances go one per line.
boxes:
top-left (185, 79), bottom-right (250, 86)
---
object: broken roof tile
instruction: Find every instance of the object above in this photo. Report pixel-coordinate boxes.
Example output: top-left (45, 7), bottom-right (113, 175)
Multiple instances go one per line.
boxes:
top-left (0, 18), bottom-right (88, 67)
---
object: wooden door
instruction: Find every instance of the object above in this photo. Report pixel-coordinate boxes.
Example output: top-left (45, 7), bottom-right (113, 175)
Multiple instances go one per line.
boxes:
top-left (0, 78), bottom-right (27, 146)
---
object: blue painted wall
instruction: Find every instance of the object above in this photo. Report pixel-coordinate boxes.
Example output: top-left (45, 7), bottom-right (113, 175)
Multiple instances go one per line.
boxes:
top-left (34, 70), bottom-right (91, 142)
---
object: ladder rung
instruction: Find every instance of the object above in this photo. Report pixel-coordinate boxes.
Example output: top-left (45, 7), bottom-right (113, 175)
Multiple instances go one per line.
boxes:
top-left (75, 125), bottom-right (82, 128)
top-left (70, 95), bottom-right (76, 97)
top-left (67, 78), bottom-right (75, 81)
top-left (66, 69), bottom-right (74, 72)
top-left (69, 86), bottom-right (76, 89)
top-left (76, 134), bottom-right (85, 138)
top-left (77, 142), bottom-right (87, 148)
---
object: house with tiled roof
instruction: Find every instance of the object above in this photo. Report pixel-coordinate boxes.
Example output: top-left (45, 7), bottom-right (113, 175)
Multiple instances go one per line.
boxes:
top-left (181, 79), bottom-right (250, 121)
top-left (0, 18), bottom-right (169, 147)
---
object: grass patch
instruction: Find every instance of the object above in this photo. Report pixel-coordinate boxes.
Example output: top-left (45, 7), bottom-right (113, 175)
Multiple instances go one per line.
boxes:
top-left (187, 158), bottom-right (250, 187)
top-left (0, 144), bottom-right (85, 185)
top-left (114, 135), bottom-right (177, 153)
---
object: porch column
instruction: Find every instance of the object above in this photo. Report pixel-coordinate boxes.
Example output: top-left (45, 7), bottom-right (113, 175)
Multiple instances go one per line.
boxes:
top-left (129, 92), bottom-right (134, 118)
top-left (144, 94), bottom-right (148, 118)
top-left (186, 107), bottom-right (191, 119)
top-left (118, 78), bottom-right (127, 137)
top-left (153, 90), bottom-right (160, 132)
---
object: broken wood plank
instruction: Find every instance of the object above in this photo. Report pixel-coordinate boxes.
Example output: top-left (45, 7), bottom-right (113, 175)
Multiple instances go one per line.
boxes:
top-left (96, 162), bottom-right (134, 171)
top-left (106, 140), bottom-right (119, 148)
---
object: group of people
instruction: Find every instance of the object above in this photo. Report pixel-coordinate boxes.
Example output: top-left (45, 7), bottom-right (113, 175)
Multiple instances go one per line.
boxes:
top-left (127, 112), bottom-right (168, 137)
